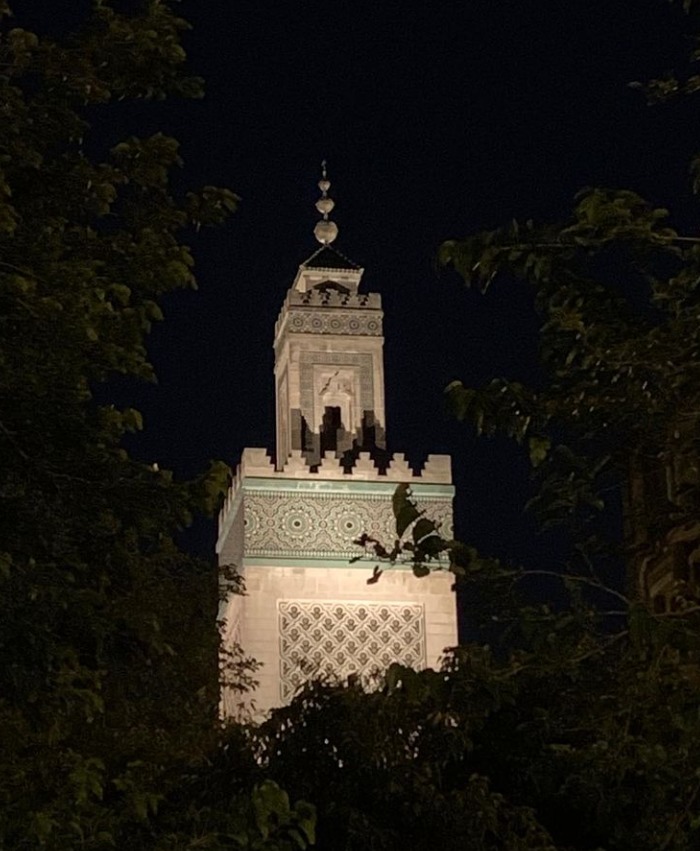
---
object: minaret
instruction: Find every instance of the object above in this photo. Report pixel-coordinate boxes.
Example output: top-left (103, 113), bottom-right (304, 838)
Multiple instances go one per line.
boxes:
top-left (217, 167), bottom-right (457, 717)
top-left (274, 164), bottom-right (386, 469)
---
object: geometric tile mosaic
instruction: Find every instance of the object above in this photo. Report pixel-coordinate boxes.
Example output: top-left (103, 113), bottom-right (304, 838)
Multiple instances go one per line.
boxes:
top-left (244, 492), bottom-right (453, 559)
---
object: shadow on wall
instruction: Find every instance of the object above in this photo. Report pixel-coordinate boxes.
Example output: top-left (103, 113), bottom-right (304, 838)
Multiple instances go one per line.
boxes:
top-left (293, 407), bottom-right (389, 472)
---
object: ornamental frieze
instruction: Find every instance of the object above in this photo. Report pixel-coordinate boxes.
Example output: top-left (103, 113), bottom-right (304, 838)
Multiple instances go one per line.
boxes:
top-left (243, 491), bottom-right (453, 559)
top-left (286, 309), bottom-right (382, 336)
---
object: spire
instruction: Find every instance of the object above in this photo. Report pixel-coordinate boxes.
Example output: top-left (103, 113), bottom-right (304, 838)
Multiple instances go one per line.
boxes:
top-left (313, 160), bottom-right (339, 245)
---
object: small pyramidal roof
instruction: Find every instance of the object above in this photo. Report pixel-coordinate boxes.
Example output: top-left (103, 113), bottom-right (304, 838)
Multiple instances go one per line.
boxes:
top-left (301, 243), bottom-right (360, 271)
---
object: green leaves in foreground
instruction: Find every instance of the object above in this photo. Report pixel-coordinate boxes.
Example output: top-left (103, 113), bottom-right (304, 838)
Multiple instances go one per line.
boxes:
top-left (252, 781), bottom-right (316, 849)
top-left (354, 483), bottom-right (456, 582)
top-left (0, 3), bottom-right (242, 848)
top-left (393, 482), bottom-right (421, 537)
top-left (439, 180), bottom-right (700, 570)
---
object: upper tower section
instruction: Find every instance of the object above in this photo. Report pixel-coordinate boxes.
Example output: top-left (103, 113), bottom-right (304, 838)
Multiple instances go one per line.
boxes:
top-left (274, 166), bottom-right (386, 470)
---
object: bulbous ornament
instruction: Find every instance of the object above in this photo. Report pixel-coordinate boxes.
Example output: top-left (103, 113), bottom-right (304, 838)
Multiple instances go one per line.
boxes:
top-left (314, 219), bottom-right (338, 244)
top-left (316, 197), bottom-right (335, 215)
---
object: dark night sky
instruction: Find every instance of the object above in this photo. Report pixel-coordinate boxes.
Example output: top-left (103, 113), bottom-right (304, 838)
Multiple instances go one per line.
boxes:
top-left (19, 1), bottom-right (700, 566)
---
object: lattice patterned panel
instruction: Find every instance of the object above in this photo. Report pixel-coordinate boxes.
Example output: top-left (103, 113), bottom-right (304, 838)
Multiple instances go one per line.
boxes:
top-left (278, 600), bottom-right (425, 701)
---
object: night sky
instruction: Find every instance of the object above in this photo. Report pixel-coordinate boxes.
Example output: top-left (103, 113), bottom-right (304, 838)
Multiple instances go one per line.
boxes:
top-left (19, 2), bottom-right (700, 566)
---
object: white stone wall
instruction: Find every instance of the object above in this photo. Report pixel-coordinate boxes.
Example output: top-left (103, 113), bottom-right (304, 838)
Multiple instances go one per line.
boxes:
top-left (228, 565), bottom-right (457, 715)
top-left (217, 454), bottom-right (459, 719)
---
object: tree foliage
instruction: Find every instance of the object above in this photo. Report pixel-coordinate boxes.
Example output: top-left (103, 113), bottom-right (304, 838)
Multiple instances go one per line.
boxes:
top-left (249, 617), bottom-right (700, 850)
top-left (0, 2), bottom-right (286, 847)
top-left (435, 153), bottom-right (700, 615)
top-left (439, 186), bottom-right (700, 544)
top-left (316, 4), bottom-right (700, 848)
top-left (6, 1), bottom-right (700, 849)
top-left (255, 478), bottom-right (700, 850)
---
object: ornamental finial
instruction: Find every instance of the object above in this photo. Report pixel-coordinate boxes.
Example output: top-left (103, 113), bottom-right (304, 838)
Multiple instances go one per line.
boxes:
top-left (313, 160), bottom-right (339, 245)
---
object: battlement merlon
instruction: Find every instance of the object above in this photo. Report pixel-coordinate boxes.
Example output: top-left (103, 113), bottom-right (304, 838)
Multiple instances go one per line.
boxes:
top-left (217, 448), bottom-right (454, 552)
top-left (230, 447), bottom-right (451, 482)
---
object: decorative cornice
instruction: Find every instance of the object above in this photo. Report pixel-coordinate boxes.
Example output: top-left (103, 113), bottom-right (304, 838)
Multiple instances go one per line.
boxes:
top-left (221, 488), bottom-right (452, 560)
top-left (274, 288), bottom-right (383, 344)
top-left (217, 448), bottom-right (454, 553)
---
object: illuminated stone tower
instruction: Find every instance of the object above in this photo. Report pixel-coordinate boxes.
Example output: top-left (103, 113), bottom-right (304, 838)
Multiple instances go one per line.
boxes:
top-left (217, 166), bottom-right (458, 715)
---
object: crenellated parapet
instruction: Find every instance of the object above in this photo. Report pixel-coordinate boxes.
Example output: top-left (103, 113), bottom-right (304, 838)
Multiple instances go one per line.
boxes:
top-left (294, 289), bottom-right (380, 309)
top-left (225, 447), bottom-right (450, 486)
top-left (217, 448), bottom-right (453, 558)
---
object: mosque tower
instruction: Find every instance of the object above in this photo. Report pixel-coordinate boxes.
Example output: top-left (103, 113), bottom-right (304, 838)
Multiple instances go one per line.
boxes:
top-left (217, 166), bottom-right (458, 715)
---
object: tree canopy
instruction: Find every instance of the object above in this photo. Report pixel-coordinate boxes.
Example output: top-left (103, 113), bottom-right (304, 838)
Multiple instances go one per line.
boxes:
top-left (249, 2), bottom-right (700, 848)
top-left (4, 1), bottom-right (700, 849)
top-left (0, 2), bottom-right (311, 847)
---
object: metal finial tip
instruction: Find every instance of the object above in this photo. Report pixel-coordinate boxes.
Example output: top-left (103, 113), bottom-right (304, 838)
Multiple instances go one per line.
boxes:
top-left (319, 160), bottom-right (330, 193)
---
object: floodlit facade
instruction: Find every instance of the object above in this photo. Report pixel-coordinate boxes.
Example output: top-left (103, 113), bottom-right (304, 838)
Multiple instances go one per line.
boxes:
top-left (217, 168), bottom-right (458, 716)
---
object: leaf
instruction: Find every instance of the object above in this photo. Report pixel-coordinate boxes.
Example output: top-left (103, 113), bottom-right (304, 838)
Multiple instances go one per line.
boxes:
top-left (0, 551), bottom-right (12, 579)
top-left (393, 483), bottom-right (421, 537)
top-left (252, 781), bottom-right (291, 840)
top-left (292, 800), bottom-right (317, 846)
top-left (413, 517), bottom-right (437, 543)
top-left (367, 565), bottom-right (382, 585)
top-left (529, 435), bottom-right (551, 467)
top-left (419, 534), bottom-right (445, 557)
top-left (121, 407), bottom-right (143, 432)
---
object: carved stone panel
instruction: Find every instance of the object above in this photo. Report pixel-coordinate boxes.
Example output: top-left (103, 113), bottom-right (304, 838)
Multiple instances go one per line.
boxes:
top-left (278, 600), bottom-right (426, 701)
top-left (299, 351), bottom-right (375, 425)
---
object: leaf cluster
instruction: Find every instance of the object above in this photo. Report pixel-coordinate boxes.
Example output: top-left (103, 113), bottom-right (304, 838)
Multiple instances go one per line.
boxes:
top-left (441, 182), bottom-right (700, 585)
top-left (247, 608), bottom-right (700, 850)
top-left (0, 3), bottom-right (247, 847)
